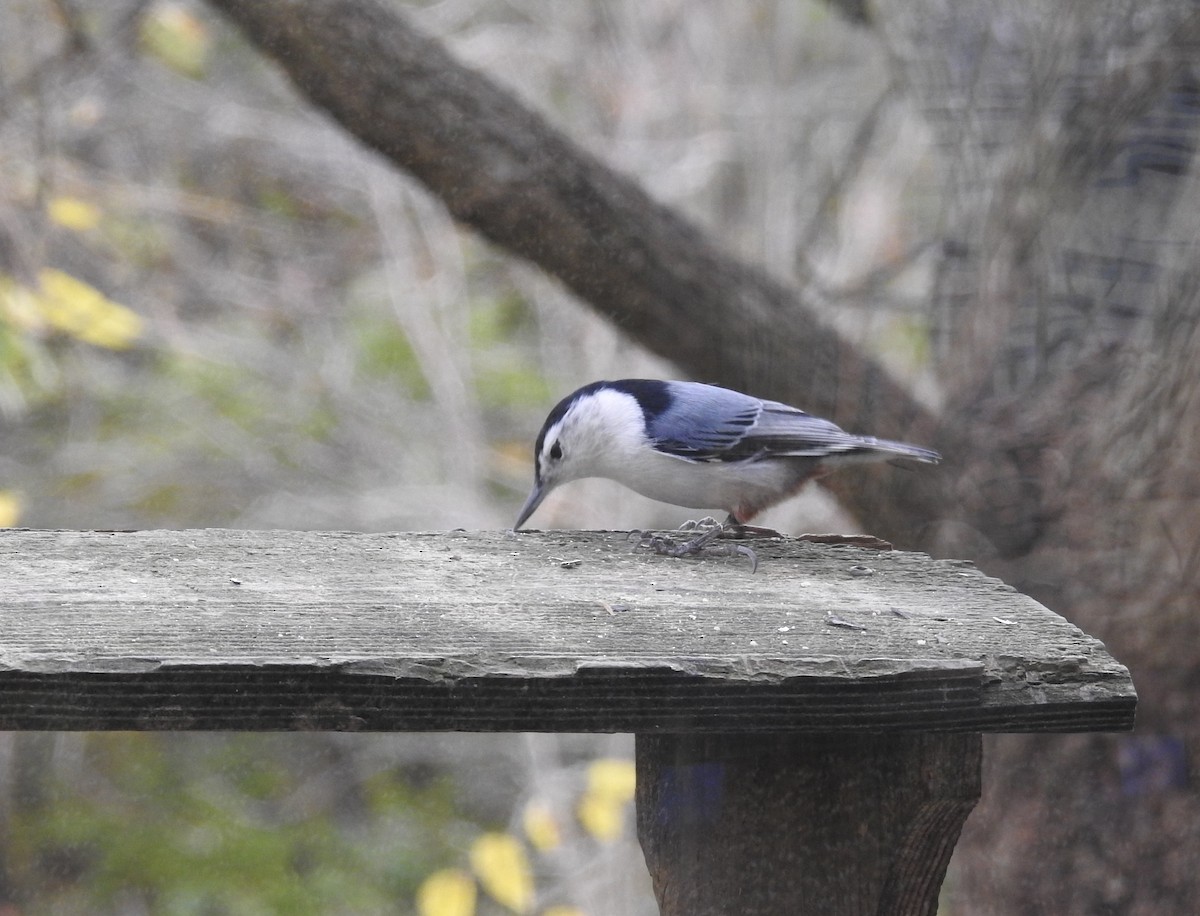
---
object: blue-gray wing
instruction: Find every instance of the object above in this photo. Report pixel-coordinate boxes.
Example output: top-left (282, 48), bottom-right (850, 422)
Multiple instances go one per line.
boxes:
top-left (645, 381), bottom-right (938, 464)
top-left (640, 381), bottom-right (763, 458)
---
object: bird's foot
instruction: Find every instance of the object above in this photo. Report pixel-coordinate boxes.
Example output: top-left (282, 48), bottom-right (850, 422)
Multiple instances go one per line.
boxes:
top-left (632, 522), bottom-right (759, 573)
top-left (681, 516), bottom-right (785, 540)
top-left (676, 516), bottom-right (723, 533)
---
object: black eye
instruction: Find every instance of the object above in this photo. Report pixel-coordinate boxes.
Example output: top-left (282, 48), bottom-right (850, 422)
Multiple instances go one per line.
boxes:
top-left (549, 441), bottom-right (563, 461)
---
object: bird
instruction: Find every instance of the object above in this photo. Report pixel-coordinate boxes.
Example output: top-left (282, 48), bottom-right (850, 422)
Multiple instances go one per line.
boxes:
top-left (514, 379), bottom-right (939, 534)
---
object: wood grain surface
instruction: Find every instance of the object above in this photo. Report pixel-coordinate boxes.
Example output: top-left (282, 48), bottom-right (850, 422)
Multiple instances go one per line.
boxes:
top-left (0, 529), bottom-right (1135, 732)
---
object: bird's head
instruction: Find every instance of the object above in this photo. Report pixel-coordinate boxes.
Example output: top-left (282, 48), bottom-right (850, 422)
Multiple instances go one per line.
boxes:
top-left (513, 382), bottom-right (647, 530)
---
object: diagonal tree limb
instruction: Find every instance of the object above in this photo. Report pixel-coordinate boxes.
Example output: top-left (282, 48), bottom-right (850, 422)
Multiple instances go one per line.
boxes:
top-left (204, 0), bottom-right (952, 545)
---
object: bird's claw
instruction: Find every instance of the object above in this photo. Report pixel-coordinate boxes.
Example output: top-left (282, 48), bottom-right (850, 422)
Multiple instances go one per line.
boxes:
top-left (632, 526), bottom-right (759, 573)
top-left (724, 543), bottom-right (760, 573)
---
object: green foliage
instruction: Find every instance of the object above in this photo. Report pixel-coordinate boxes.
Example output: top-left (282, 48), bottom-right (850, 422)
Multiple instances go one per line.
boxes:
top-left (0, 320), bottom-right (40, 403)
top-left (474, 365), bottom-right (550, 410)
top-left (161, 352), bottom-right (272, 434)
top-left (883, 314), bottom-right (933, 372)
top-left (466, 292), bottom-right (536, 348)
top-left (468, 293), bottom-right (550, 410)
top-left (97, 213), bottom-right (174, 270)
top-left (8, 734), bottom-right (468, 915)
top-left (353, 313), bottom-right (431, 399)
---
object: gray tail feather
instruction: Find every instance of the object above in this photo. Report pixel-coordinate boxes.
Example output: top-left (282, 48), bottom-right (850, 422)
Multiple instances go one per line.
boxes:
top-left (872, 438), bottom-right (940, 464)
top-left (852, 437), bottom-right (941, 465)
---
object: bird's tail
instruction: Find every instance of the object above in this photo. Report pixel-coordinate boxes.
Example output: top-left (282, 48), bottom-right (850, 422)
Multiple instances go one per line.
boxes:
top-left (872, 438), bottom-right (940, 464)
top-left (834, 437), bottom-right (941, 466)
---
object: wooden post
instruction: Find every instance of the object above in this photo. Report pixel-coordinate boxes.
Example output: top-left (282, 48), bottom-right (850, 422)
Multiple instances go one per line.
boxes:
top-left (637, 733), bottom-right (981, 916)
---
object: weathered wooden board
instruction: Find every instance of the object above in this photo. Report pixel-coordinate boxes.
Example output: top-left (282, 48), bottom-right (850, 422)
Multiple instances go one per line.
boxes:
top-left (0, 528), bottom-right (1134, 732)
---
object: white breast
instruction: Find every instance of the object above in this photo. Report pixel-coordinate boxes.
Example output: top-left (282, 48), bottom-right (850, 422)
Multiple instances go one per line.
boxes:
top-left (605, 448), bottom-right (805, 516)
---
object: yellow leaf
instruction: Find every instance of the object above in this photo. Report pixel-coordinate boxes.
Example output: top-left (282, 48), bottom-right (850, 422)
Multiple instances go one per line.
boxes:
top-left (541, 908), bottom-right (585, 916)
top-left (585, 759), bottom-right (636, 803)
top-left (522, 801), bottom-right (561, 852)
top-left (469, 832), bottom-right (534, 914)
top-left (576, 759), bottom-right (636, 842)
top-left (0, 491), bottom-right (22, 528)
top-left (47, 196), bottom-right (102, 232)
top-left (576, 792), bottom-right (625, 843)
top-left (140, 2), bottom-right (212, 78)
top-left (416, 869), bottom-right (477, 916)
top-left (0, 276), bottom-right (43, 331)
top-left (36, 269), bottom-right (144, 349)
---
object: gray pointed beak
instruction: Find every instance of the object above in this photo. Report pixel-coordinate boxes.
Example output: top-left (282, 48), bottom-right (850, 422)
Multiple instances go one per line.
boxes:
top-left (513, 480), bottom-right (547, 531)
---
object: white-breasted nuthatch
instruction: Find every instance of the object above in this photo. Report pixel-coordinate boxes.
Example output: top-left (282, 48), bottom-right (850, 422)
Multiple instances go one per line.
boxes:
top-left (514, 379), bottom-right (939, 531)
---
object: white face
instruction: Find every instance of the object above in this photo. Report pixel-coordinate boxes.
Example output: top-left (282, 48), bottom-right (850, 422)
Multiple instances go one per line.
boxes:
top-left (514, 389), bottom-right (645, 530)
top-left (541, 388), bottom-right (647, 485)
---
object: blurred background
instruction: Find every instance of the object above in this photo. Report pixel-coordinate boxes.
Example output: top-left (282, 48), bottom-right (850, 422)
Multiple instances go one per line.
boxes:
top-left (0, 0), bottom-right (937, 539)
top-left (5, 0), bottom-right (1197, 914)
top-left (2, 3), bottom-right (934, 912)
